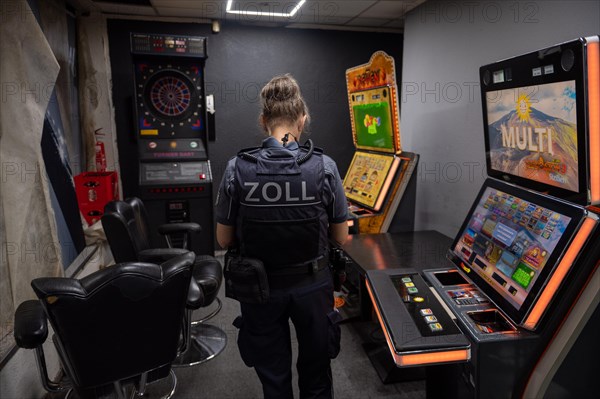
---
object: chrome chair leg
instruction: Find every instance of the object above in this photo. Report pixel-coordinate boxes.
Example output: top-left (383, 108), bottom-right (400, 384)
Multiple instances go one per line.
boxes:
top-left (165, 370), bottom-right (177, 399)
top-left (133, 369), bottom-right (177, 399)
top-left (172, 308), bottom-right (227, 367)
top-left (136, 372), bottom-right (148, 396)
top-left (191, 297), bottom-right (222, 325)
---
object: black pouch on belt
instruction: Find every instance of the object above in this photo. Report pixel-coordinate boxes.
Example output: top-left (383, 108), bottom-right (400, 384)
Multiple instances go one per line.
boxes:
top-left (224, 253), bottom-right (269, 304)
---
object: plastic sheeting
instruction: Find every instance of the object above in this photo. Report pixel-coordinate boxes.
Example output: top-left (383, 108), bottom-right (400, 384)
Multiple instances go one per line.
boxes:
top-left (0, 0), bottom-right (62, 359)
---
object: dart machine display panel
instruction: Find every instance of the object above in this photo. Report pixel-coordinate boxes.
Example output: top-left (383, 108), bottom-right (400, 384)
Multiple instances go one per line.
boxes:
top-left (344, 52), bottom-right (418, 234)
top-left (129, 33), bottom-right (214, 254)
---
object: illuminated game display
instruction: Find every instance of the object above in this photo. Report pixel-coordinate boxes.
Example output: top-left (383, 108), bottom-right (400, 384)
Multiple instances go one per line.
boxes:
top-left (480, 36), bottom-right (600, 205)
top-left (343, 152), bottom-right (399, 210)
top-left (135, 65), bottom-right (204, 139)
top-left (147, 72), bottom-right (194, 118)
top-left (450, 178), bottom-right (584, 325)
top-left (486, 81), bottom-right (578, 192)
top-left (351, 87), bottom-right (396, 153)
top-left (454, 185), bottom-right (570, 309)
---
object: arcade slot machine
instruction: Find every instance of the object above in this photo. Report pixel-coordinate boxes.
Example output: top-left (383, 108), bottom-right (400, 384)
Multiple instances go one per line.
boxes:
top-left (365, 36), bottom-right (600, 398)
top-left (335, 52), bottom-right (419, 319)
top-left (128, 33), bottom-right (214, 255)
top-left (344, 51), bottom-right (419, 235)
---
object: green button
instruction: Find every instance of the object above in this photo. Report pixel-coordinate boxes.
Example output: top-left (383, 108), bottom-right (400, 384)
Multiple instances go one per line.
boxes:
top-left (407, 287), bottom-right (418, 294)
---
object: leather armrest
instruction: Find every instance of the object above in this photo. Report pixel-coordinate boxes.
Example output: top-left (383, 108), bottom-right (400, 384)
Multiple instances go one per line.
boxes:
top-left (186, 278), bottom-right (204, 310)
top-left (138, 248), bottom-right (190, 263)
top-left (158, 223), bottom-right (201, 235)
top-left (14, 300), bottom-right (48, 349)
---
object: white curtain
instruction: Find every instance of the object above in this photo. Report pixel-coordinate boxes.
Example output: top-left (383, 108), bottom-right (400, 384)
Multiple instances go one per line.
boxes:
top-left (0, 0), bottom-right (62, 358)
top-left (77, 12), bottom-right (120, 175)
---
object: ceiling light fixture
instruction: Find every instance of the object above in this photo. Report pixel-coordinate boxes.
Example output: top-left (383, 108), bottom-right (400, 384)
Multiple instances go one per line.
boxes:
top-left (226, 0), bottom-right (306, 18)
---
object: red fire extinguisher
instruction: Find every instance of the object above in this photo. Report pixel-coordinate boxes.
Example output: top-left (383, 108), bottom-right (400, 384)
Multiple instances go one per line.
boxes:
top-left (95, 128), bottom-right (107, 172)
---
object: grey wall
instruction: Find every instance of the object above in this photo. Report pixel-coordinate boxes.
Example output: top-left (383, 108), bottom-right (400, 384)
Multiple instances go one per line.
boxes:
top-left (401, 0), bottom-right (600, 238)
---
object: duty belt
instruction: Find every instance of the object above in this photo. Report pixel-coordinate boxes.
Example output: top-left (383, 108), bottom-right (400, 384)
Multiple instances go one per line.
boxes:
top-left (268, 257), bottom-right (329, 276)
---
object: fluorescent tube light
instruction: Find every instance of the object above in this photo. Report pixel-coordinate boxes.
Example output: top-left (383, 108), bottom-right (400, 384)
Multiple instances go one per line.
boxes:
top-left (226, 0), bottom-right (306, 18)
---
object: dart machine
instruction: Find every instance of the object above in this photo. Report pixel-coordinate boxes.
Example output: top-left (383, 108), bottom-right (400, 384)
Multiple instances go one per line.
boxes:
top-left (127, 33), bottom-right (214, 255)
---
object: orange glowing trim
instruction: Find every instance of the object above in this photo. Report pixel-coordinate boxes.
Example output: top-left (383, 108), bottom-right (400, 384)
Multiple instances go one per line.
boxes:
top-left (365, 280), bottom-right (470, 367)
top-left (523, 217), bottom-right (597, 330)
top-left (396, 349), bottom-right (470, 367)
top-left (587, 38), bottom-right (600, 204)
top-left (374, 157), bottom-right (400, 211)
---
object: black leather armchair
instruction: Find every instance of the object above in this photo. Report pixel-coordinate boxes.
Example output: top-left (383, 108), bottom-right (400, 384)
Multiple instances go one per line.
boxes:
top-left (13, 254), bottom-right (196, 399)
top-left (102, 198), bottom-right (226, 367)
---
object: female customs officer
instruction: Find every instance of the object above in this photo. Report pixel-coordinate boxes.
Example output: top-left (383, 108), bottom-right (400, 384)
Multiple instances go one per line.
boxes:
top-left (215, 74), bottom-right (348, 399)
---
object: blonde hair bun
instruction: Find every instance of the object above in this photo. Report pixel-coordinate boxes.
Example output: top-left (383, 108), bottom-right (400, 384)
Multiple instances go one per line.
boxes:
top-left (260, 74), bottom-right (310, 133)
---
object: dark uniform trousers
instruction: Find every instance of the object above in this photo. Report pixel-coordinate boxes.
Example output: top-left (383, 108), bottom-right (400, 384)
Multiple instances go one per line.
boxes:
top-left (225, 139), bottom-right (344, 398)
top-left (234, 268), bottom-right (341, 399)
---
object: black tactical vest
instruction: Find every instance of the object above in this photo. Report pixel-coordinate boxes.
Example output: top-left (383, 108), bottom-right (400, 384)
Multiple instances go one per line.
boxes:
top-left (234, 141), bottom-right (329, 269)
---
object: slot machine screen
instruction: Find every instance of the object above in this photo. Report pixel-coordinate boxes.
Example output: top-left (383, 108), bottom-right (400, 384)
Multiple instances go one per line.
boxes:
top-left (449, 179), bottom-right (584, 325)
top-left (343, 152), bottom-right (398, 211)
top-left (350, 86), bottom-right (396, 153)
top-left (480, 38), bottom-right (591, 204)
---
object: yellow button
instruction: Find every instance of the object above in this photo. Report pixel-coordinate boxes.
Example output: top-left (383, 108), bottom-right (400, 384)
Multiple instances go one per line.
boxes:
top-left (413, 296), bottom-right (424, 302)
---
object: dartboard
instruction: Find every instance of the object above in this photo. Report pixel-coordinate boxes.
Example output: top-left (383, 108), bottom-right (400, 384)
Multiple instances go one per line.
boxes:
top-left (144, 70), bottom-right (197, 120)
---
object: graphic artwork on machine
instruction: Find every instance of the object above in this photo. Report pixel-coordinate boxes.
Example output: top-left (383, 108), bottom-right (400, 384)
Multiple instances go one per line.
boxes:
top-left (351, 87), bottom-right (395, 152)
top-left (486, 81), bottom-right (578, 192)
top-left (343, 152), bottom-right (395, 209)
